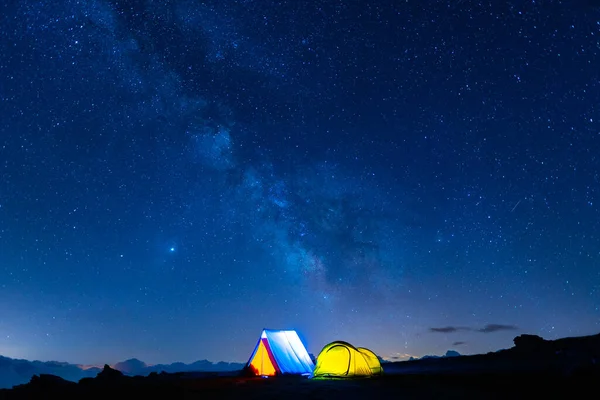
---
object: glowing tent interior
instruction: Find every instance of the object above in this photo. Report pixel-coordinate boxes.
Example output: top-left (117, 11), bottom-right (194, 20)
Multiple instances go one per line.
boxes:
top-left (311, 341), bottom-right (384, 379)
top-left (245, 329), bottom-right (315, 376)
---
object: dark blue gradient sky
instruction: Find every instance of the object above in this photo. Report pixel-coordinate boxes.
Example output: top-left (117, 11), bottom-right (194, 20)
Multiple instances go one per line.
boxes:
top-left (1, 0), bottom-right (599, 365)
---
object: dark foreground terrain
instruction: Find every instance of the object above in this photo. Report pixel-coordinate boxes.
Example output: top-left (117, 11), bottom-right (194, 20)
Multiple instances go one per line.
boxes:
top-left (2, 332), bottom-right (599, 399)
top-left (0, 368), bottom-right (597, 400)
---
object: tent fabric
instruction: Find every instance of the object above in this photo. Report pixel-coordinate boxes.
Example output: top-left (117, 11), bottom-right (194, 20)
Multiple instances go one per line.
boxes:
top-left (246, 329), bottom-right (314, 376)
top-left (312, 341), bottom-right (383, 379)
top-left (356, 347), bottom-right (384, 375)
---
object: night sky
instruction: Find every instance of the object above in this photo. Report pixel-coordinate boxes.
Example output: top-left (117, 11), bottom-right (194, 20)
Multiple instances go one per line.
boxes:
top-left (1, 0), bottom-right (600, 366)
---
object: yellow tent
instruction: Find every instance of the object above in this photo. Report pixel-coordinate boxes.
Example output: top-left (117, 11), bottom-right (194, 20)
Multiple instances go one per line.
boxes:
top-left (356, 347), bottom-right (384, 375)
top-left (312, 341), bottom-right (383, 379)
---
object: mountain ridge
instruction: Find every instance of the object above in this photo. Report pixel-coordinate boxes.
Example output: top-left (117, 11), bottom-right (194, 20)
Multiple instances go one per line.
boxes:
top-left (0, 355), bottom-right (244, 389)
top-left (409, 350), bottom-right (462, 360)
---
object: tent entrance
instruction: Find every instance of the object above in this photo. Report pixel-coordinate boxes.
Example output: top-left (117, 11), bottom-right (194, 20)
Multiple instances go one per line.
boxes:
top-left (249, 339), bottom-right (278, 376)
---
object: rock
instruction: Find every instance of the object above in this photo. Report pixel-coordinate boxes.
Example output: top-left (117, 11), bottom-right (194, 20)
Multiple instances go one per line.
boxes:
top-left (96, 365), bottom-right (125, 380)
top-left (513, 334), bottom-right (546, 352)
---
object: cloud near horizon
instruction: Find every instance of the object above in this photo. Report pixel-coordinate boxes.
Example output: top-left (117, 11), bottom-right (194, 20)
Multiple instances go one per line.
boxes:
top-left (477, 324), bottom-right (518, 333)
top-left (429, 326), bottom-right (471, 333)
top-left (429, 324), bottom-right (518, 334)
top-left (384, 352), bottom-right (416, 361)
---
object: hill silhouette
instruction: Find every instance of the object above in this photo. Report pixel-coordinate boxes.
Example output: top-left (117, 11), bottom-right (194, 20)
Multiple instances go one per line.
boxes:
top-left (384, 332), bottom-right (600, 376)
top-left (0, 356), bottom-right (101, 389)
top-left (410, 349), bottom-right (462, 360)
top-left (112, 358), bottom-right (244, 376)
top-left (0, 355), bottom-right (243, 389)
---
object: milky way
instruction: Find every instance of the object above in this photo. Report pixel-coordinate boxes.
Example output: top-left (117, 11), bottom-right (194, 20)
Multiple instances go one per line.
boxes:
top-left (1, 0), bottom-right (600, 364)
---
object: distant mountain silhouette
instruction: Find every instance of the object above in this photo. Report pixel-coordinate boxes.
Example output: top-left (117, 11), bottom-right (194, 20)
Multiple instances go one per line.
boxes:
top-left (410, 350), bottom-right (462, 360)
top-left (0, 356), bottom-right (100, 389)
top-left (112, 359), bottom-right (148, 374)
top-left (111, 358), bottom-right (244, 376)
top-left (0, 355), bottom-right (244, 389)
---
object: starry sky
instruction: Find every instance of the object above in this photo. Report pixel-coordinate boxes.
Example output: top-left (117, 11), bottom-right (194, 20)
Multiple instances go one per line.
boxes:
top-left (1, 0), bottom-right (600, 366)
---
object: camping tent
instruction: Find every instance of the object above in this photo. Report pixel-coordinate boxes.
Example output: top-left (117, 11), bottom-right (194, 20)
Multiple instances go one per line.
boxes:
top-left (246, 329), bottom-right (315, 376)
top-left (312, 341), bottom-right (383, 379)
top-left (356, 347), bottom-right (384, 375)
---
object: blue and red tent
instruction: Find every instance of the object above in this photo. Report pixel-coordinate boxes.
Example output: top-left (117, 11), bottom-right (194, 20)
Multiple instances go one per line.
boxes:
top-left (246, 329), bottom-right (314, 376)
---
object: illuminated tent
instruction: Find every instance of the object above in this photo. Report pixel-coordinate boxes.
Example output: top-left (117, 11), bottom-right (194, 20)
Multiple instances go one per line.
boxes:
top-left (356, 347), bottom-right (384, 375)
top-left (312, 341), bottom-right (383, 379)
top-left (245, 329), bottom-right (315, 376)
